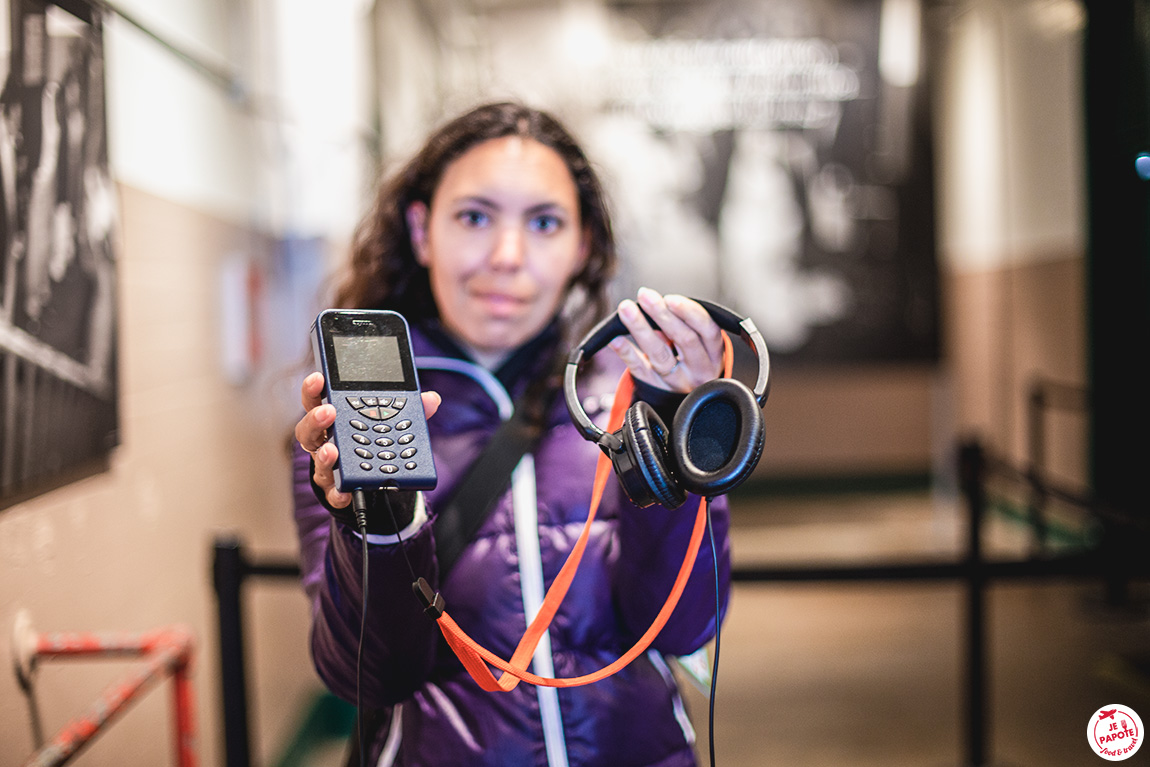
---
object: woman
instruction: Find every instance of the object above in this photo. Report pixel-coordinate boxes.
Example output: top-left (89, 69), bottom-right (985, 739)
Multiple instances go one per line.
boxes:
top-left (293, 102), bottom-right (732, 767)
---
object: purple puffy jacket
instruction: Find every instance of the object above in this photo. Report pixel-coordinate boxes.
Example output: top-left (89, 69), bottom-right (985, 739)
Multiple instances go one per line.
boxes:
top-left (292, 322), bottom-right (732, 767)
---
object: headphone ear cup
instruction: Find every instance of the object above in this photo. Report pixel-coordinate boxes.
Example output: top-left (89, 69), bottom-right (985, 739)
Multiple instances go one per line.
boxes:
top-left (615, 402), bottom-right (688, 510)
top-left (670, 378), bottom-right (764, 497)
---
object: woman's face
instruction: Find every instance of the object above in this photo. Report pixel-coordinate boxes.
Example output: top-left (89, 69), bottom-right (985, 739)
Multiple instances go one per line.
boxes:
top-left (407, 136), bottom-right (588, 357)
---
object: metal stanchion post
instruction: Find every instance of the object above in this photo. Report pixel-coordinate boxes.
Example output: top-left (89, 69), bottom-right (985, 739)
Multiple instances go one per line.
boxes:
top-left (959, 440), bottom-right (988, 767)
top-left (213, 536), bottom-right (252, 767)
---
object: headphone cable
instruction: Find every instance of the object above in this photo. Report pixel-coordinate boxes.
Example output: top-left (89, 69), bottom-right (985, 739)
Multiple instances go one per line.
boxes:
top-left (352, 489), bottom-right (371, 767)
top-left (357, 489), bottom-right (722, 767)
top-left (706, 495), bottom-right (721, 767)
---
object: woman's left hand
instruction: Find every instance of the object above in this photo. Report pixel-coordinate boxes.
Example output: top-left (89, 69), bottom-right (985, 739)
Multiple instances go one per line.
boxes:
top-left (608, 287), bottom-right (724, 393)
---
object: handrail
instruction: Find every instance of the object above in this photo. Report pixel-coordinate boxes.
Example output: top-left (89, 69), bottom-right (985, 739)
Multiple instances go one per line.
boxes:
top-left (13, 614), bottom-right (197, 767)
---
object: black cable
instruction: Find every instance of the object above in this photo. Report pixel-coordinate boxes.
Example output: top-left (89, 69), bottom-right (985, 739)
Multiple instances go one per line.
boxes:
top-left (381, 490), bottom-right (420, 583)
top-left (352, 489), bottom-right (370, 767)
top-left (350, 489), bottom-right (423, 767)
top-left (706, 496), bottom-right (721, 767)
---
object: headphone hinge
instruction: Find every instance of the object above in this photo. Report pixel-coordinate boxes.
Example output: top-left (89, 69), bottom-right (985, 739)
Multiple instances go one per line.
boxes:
top-left (598, 433), bottom-right (624, 455)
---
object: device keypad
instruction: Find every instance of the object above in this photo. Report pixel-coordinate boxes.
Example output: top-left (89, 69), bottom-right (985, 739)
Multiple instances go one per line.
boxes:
top-left (337, 394), bottom-right (428, 482)
top-left (346, 395), bottom-right (405, 422)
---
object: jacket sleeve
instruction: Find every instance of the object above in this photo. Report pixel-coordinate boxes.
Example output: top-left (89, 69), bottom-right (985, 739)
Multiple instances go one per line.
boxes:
top-left (291, 443), bottom-right (441, 707)
top-left (611, 478), bottom-right (732, 657)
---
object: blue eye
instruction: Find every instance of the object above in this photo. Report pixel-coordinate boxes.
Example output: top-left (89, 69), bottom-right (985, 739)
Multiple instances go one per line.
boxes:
top-left (529, 214), bottom-right (562, 234)
top-left (457, 209), bottom-right (490, 227)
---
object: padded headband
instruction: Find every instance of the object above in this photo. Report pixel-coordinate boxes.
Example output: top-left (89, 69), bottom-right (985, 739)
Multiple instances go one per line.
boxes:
top-left (564, 298), bottom-right (770, 445)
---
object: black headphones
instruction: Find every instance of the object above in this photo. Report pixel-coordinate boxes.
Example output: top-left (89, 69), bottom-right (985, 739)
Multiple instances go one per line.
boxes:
top-left (564, 299), bottom-right (770, 509)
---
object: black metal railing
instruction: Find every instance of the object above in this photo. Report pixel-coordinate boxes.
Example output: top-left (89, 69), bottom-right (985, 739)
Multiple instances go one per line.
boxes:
top-left (213, 439), bottom-right (1147, 767)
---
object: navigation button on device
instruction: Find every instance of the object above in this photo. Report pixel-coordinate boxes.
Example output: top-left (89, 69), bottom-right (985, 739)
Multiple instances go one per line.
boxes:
top-left (347, 397), bottom-right (364, 409)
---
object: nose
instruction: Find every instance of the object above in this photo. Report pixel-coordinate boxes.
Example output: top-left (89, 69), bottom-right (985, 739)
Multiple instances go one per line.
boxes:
top-left (490, 226), bottom-right (525, 270)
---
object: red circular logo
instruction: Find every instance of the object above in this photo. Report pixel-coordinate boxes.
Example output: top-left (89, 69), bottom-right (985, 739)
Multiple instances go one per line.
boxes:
top-left (1089, 704), bottom-right (1143, 761)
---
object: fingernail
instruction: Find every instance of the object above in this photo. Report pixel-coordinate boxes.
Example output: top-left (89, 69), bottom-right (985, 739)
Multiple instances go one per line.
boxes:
top-left (637, 286), bottom-right (658, 305)
top-left (620, 300), bottom-right (639, 320)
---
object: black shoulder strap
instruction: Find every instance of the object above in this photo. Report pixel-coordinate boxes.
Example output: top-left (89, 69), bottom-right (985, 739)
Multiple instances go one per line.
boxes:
top-left (432, 390), bottom-right (552, 577)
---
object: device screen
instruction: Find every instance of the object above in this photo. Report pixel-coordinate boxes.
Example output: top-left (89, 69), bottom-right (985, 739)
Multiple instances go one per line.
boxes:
top-left (332, 335), bottom-right (404, 386)
top-left (321, 312), bottom-right (418, 391)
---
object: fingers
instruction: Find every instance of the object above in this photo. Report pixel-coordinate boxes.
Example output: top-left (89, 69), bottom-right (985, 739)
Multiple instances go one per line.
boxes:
top-left (611, 288), bottom-right (723, 391)
top-left (312, 442), bottom-right (350, 509)
top-left (421, 390), bottom-right (441, 420)
top-left (294, 395), bottom-right (336, 455)
top-left (301, 371), bottom-right (325, 411)
top-left (295, 373), bottom-right (345, 506)
top-left (297, 376), bottom-right (441, 511)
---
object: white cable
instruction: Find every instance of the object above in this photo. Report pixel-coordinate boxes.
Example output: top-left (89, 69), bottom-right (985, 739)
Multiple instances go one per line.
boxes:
top-left (512, 454), bottom-right (569, 767)
top-left (417, 355), bottom-right (569, 767)
top-left (415, 356), bottom-right (512, 419)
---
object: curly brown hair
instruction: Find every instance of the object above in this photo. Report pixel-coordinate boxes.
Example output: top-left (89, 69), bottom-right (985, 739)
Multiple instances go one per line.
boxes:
top-left (333, 101), bottom-right (617, 345)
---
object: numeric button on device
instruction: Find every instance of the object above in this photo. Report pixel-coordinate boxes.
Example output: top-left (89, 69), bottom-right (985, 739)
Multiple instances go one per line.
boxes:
top-left (400, 447), bottom-right (417, 459)
top-left (350, 419), bottom-right (368, 431)
top-left (404, 462), bottom-right (418, 471)
top-left (380, 465), bottom-right (398, 474)
top-left (354, 448), bottom-right (372, 459)
top-left (375, 437), bottom-right (393, 447)
top-left (378, 451), bottom-right (396, 461)
top-left (352, 434), bottom-right (370, 445)
top-left (396, 420), bottom-right (412, 431)
top-left (372, 424), bottom-right (391, 433)
top-left (359, 462), bottom-right (373, 471)
top-left (397, 434), bottom-right (415, 445)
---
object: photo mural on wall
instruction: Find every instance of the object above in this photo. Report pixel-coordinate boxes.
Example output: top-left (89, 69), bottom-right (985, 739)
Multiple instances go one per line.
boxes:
top-left (580, 0), bottom-right (938, 365)
top-left (0, 0), bottom-right (119, 508)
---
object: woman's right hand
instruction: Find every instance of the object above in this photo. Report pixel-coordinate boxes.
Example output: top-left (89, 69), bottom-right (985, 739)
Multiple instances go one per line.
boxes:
top-left (295, 372), bottom-right (442, 509)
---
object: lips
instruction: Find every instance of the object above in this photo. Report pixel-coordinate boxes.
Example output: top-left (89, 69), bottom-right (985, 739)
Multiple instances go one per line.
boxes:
top-left (471, 289), bottom-right (531, 318)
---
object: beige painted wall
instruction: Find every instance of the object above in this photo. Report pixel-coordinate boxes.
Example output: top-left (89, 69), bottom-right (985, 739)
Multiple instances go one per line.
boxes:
top-left (932, 0), bottom-right (1088, 487)
top-left (945, 255), bottom-right (1088, 488)
top-left (0, 185), bottom-right (322, 766)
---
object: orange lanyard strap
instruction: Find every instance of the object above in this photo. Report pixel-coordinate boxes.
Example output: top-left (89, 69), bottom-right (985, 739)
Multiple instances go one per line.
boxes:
top-left (423, 334), bottom-right (733, 691)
